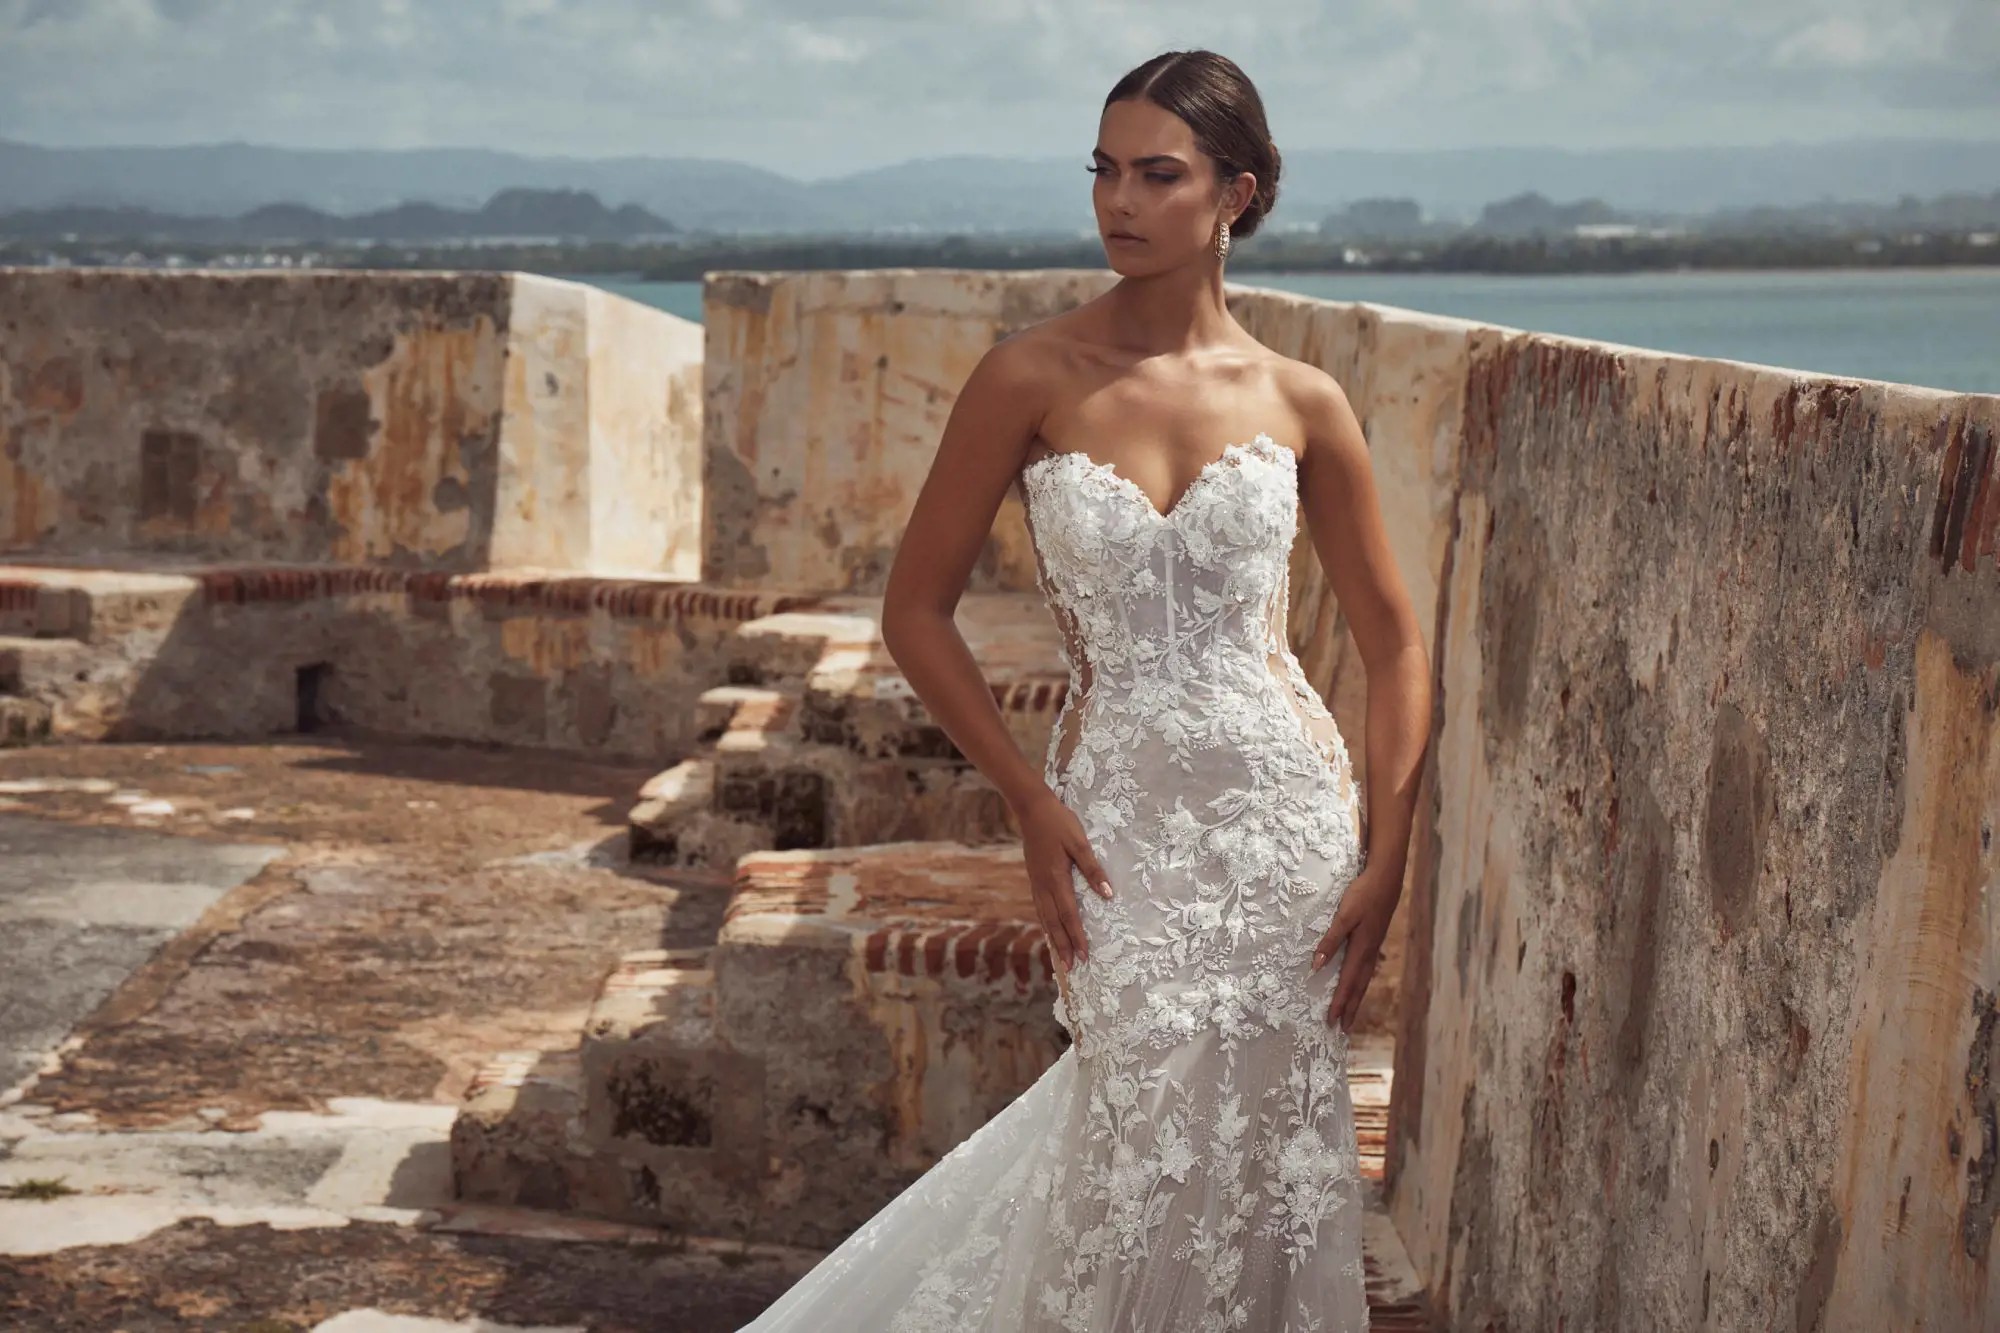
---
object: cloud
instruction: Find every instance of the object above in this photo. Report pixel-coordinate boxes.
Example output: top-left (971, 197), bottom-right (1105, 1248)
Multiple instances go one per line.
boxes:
top-left (0, 0), bottom-right (1992, 175)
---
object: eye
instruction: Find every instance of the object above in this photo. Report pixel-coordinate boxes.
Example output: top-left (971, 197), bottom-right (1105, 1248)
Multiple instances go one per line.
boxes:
top-left (1086, 165), bottom-right (1178, 183)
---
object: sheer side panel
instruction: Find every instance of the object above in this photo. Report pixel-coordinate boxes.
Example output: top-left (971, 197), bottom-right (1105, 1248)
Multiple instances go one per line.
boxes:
top-left (1265, 554), bottom-right (1359, 814)
top-left (1022, 499), bottom-right (1094, 790)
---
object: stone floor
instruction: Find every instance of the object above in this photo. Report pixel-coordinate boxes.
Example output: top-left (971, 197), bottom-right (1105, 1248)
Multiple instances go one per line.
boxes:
top-left (0, 736), bottom-right (1435, 1331)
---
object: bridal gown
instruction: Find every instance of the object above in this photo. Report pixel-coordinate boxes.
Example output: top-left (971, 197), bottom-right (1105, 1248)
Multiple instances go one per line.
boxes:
top-left (739, 431), bottom-right (1372, 1332)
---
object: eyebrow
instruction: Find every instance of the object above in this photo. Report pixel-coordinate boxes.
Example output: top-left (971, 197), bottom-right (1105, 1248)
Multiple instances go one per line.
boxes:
top-left (1090, 148), bottom-right (1187, 168)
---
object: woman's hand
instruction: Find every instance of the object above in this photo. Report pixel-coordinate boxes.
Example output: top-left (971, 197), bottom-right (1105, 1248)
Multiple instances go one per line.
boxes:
top-left (1017, 789), bottom-right (1113, 971)
top-left (1307, 861), bottom-right (1402, 1033)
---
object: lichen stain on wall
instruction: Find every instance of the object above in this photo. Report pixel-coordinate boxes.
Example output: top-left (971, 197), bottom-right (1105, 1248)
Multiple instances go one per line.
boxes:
top-left (22, 355), bottom-right (85, 417)
top-left (326, 319), bottom-right (501, 566)
top-left (1832, 626), bottom-right (2000, 1314)
top-left (499, 616), bottom-right (594, 676)
top-left (0, 359), bottom-right (49, 551)
top-left (703, 270), bottom-right (1094, 596)
top-left (1933, 410), bottom-right (1998, 576)
top-left (1, 460), bottom-right (46, 550)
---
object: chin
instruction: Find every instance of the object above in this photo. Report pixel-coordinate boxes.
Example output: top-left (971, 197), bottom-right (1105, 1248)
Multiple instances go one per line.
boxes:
top-left (1103, 249), bottom-right (1160, 276)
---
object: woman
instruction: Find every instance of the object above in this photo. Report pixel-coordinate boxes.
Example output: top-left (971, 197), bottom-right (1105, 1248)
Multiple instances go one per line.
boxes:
top-left (739, 49), bottom-right (1431, 1332)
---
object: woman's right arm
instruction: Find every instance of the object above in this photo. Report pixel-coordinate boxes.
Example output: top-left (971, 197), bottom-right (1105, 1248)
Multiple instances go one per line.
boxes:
top-left (880, 336), bottom-right (1112, 971)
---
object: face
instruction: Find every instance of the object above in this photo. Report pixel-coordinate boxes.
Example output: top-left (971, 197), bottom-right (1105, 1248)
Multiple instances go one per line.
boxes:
top-left (1090, 97), bottom-right (1253, 274)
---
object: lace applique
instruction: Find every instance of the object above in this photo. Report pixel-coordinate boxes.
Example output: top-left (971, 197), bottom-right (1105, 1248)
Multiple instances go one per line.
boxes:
top-left (883, 431), bottom-right (1370, 1331)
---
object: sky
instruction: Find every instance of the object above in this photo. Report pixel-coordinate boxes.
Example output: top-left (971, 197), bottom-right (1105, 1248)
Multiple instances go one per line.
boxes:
top-left (1, 0), bottom-right (1995, 179)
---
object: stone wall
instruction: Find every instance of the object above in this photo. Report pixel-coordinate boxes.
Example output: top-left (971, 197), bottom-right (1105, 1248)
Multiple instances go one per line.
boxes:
top-left (1386, 344), bottom-right (2000, 1328)
top-left (0, 562), bottom-right (815, 761)
top-left (694, 268), bottom-right (1464, 748)
top-left (0, 268), bottom-right (702, 576)
top-left (700, 268), bottom-right (1116, 594)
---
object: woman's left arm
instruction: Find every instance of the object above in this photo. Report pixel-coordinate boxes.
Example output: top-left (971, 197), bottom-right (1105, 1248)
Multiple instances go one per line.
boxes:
top-left (1290, 364), bottom-right (1435, 1033)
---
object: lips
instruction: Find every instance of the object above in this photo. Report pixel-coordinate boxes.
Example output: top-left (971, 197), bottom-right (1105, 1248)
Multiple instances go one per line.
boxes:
top-left (1107, 232), bottom-right (1144, 242)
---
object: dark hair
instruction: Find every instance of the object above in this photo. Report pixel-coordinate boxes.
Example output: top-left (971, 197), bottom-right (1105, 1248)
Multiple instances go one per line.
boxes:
top-left (1104, 50), bottom-right (1281, 239)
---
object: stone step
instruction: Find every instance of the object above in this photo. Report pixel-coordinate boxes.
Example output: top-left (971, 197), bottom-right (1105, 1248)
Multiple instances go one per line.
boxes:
top-left (692, 683), bottom-right (796, 743)
top-left (633, 744), bottom-right (1019, 867)
top-left (704, 841), bottom-right (1065, 1248)
top-left (578, 949), bottom-right (764, 1237)
top-left (452, 1047), bottom-right (592, 1212)
top-left (626, 758), bottom-right (772, 867)
top-left (629, 757), bottom-right (715, 841)
top-left (0, 562), bottom-right (199, 640)
top-left (725, 606), bottom-right (880, 688)
top-left (455, 839), bottom-right (1066, 1250)
top-left (629, 683), bottom-right (806, 863)
top-left (450, 950), bottom-right (767, 1241)
top-left (0, 634), bottom-right (92, 695)
top-left (722, 593), bottom-right (1069, 741)
top-left (0, 633), bottom-right (129, 744)
top-left (793, 597), bottom-right (1070, 761)
top-left (707, 734), bottom-right (1018, 851)
top-left (0, 695), bottom-right (53, 747)
top-left (630, 743), bottom-right (1019, 865)
top-left (1349, 1032), bottom-right (1396, 1183)
top-left (623, 590), bottom-right (1068, 863)
top-left (451, 1047), bottom-right (715, 1230)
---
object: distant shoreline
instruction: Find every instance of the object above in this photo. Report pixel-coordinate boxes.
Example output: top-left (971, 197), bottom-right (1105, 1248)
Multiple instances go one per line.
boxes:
top-left (1250, 263), bottom-right (2000, 280)
top-left (578, 261), bottom-right (2000, 281)
top-left (3, 256), bottom-right (2000, 286)
top-left (6, 228), bottom-right (1998, 281)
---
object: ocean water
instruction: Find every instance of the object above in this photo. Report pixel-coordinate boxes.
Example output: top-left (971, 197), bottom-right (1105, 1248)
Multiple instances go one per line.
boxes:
top-left (583, 266), bottom-right (2000, 396)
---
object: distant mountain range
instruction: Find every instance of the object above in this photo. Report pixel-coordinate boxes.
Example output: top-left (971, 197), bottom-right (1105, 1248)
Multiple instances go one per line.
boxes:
top-left (2, 136), bottom-right (1997, 237)
top-left (1, 187), bottom-right (675, 244)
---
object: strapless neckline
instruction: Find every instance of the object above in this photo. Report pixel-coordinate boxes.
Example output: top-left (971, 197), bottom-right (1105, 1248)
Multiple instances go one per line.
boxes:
top-left (1021, 431), bottom-right (1291, 524)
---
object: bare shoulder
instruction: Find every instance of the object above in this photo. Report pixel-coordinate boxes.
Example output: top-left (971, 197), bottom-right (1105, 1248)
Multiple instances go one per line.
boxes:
top-left (1266, 356), bottom-right (1356, 436)
top-left (955, 327), bottom-right (1054, 433)
top-left (964, 307), bottom-right (1111, 435)
top-left (1001, 303), bottom-right (1104, 370)
top-left (936, 320), bottom-right (1075, 479)
top-left (972, 312), bottom-right (1084, 398)
top-left (1263, 356), bottom-right (1362, 457)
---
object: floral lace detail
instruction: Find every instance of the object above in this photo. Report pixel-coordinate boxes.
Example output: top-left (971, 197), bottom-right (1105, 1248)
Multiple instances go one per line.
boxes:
top-left (870, 431), bottom-right (1370, 1332)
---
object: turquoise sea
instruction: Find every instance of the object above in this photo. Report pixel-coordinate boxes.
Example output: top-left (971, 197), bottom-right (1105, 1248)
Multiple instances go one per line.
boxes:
top-left (583, 266), bottom-right (2000, 397)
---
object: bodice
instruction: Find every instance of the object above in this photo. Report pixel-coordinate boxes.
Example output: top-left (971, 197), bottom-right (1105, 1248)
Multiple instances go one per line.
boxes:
top-left (1018, 432), bottom-right (1302, 695)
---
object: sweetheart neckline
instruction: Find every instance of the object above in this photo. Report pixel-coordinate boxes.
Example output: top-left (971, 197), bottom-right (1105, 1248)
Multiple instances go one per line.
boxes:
top-left (1021, 432), bottom-right (1291, 524)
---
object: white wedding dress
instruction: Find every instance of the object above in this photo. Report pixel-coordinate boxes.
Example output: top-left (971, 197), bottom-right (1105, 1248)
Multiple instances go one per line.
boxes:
top-left (739, 431), bottom-right (1372, 1332)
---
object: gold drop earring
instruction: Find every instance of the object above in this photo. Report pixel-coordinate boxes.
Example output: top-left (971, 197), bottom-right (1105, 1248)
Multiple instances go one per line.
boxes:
top-left (1215, 216), bottom-right (1231, 261)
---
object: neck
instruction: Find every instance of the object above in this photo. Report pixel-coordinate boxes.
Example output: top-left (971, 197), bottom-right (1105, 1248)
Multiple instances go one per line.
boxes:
top-left (1099, 261), bottom-right (1234, 357)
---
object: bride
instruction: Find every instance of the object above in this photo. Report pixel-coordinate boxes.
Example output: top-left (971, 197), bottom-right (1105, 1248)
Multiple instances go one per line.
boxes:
top-left (739, 48), bottom-right (1432, 1333)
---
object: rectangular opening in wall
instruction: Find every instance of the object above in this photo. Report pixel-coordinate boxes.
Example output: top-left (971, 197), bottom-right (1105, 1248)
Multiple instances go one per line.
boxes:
top-left (296, 662), bottom-right (331, 733)
top-left (138, 429), bottom-right (202, 524)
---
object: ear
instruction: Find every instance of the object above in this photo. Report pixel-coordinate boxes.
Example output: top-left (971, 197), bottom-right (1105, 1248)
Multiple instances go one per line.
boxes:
top-left (1227, 171), bottom-right (1257, 222)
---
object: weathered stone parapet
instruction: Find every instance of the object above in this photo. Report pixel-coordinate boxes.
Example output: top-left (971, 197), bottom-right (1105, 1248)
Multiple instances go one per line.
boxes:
top-left (0, 267), bottom-right (702, 576)
top-left (1386, 331), bottom-right (2000, 1329)
top-left (0, 560), bottom-right (818, 757)
top-left (700, 267), bottom-right (1119, 595)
